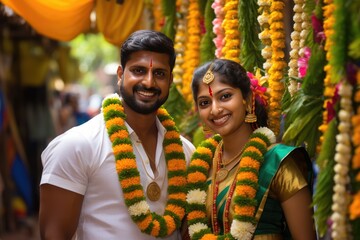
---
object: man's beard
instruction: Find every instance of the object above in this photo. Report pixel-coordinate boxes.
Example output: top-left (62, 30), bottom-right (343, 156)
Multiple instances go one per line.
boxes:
top-left (120, 81), bottom-right (168, 114)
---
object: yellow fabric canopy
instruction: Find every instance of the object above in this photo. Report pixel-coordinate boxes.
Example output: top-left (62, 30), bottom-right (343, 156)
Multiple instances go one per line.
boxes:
top-left (1, 0), bottom-right (144, 46)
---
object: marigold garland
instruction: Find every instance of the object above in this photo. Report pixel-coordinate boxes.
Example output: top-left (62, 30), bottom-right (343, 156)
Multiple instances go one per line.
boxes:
top-left (330, 81), bottom-right (353, 240)
top-left (268, 0), bottom-right (286, 136)
top-left (186, 127), bottom-right (276, 240)
top-left (350, 70), bottom-right (360, 221)
top-left (221, 0), bottom-right (241, 63)
top-left (181, 0), bottom-right (201, 104)
top-left (102, 94), bottom-right (187, 238)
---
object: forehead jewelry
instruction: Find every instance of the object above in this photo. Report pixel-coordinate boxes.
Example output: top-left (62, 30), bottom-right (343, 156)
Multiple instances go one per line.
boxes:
top-left (202, 62), bottom-right (215, 96)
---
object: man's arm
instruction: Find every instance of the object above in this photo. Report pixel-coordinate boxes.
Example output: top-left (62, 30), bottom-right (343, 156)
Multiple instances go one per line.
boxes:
top-left (39, 184), bottom-right (84, 240)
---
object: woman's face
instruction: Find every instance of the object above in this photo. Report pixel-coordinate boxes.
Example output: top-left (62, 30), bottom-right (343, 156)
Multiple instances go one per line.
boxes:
top-left (195, 73), bottom-right (248, 138)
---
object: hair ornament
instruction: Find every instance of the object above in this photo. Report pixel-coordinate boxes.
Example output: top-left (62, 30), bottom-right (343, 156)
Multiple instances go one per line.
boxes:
top-left (247, 72), bottom-right (268, 106)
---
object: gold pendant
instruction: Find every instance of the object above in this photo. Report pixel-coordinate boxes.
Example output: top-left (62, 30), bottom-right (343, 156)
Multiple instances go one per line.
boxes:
top-left (147, 181), bottom-right (161, 201)
top-left (216, 168), bottom-right (229, 183)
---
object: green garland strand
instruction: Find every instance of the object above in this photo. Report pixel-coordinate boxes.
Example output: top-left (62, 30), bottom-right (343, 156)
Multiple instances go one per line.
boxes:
top-left (200, 0), bottom-right (216, 64)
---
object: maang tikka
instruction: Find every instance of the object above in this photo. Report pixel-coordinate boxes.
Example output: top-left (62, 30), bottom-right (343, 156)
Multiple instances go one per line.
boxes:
top-left (202, 62), bottom-right (215, 96)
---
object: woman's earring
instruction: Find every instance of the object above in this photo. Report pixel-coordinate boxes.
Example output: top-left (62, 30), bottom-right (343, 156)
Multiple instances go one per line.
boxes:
top-left (244, 95), bottom-right (257, 123)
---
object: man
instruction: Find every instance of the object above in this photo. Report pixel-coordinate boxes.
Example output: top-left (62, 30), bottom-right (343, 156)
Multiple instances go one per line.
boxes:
top-left (39, 30), bottom-right (195, 239)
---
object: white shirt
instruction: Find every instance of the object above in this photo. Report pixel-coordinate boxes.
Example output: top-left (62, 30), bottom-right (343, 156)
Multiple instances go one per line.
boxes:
top-left (41, 113), bottom-right (195, 240)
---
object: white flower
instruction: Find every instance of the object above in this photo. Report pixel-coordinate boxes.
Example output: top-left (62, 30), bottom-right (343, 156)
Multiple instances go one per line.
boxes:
top-left (254, 127), bottom-right (276, 144)
top-left (188, 223), bottom-right (208, 238)
top-left (128, 200), bottom-right (150, 216)
top-left (186, 189), bottom-right (207, 204)
top-left (230, 220), bottom-right (256, 240)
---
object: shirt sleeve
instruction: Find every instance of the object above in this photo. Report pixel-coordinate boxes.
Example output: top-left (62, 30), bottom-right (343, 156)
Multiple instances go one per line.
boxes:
top-left (40, 130), bottom-right (93, 195)
top-left (269, 150), bottom-right (310, 202)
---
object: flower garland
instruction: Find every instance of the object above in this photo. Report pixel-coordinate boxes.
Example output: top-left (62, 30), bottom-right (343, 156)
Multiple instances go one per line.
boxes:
top-left (268, 0), bottom-right (286, 136)
top-left (102, 94), bottom-right (187, 238)
top-left (186, 127), bottom-right (276, 240)
top-left (212, 0), bottom-right (225, 58)
top-left (257, 0), bottom-right (272, 83)
top-left (350, 70), bottom-right (360, 220)
top-left (181, 0), bottom-right (201, 104)
top-left (298, 1), bottom-right (311, 57)
top-left (172, 0), bottom-right (188, 87)
top-left (221, 0), bottom-right (241, 63)
top-left (287, 0), bottom-right (304, 96)
top-left (318, 0), bottom-right (336, 151)
top-left (330, 81), bottom-right (353, 240)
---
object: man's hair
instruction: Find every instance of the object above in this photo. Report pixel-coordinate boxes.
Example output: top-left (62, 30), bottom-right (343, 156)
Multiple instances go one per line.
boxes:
top-left (120, 30), bottom-right (176, 71)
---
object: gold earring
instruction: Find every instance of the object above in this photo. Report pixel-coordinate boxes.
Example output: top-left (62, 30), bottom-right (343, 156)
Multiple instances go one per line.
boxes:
top-left (244, 95), bottom-right (257, 123)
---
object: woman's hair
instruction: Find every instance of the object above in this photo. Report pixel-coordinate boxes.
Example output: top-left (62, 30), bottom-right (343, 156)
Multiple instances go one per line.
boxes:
top-left (191, 59), bottom-right (268, 127)
top-left (120, 30), bottom-right (176, 71)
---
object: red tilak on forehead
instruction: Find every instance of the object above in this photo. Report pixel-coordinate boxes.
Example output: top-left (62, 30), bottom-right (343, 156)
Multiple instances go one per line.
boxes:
top-left (150, 58), bottom-right (153, 68)
top-left (208, 86), bottom-right (213, 96)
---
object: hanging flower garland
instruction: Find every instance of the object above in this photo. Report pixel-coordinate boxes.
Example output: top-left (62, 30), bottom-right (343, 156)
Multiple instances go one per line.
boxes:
top-left (102, 94), bottom-right (187, 238)
top-left (349, 70), bottom-right (360, 221)
top-left (221, 0), bottom-right (241, 63)
top-left (151, 0), bottom-right (164, 31)
top-left (257, 0), bottom-right (272, 83)
top-left (267, 0), bottom-right (286, 136)
top-left (172, 0), bottom-right (188, 88)
top-left (330, 82), bottom-right (353, 240)
top-left (186, 127), bottom-right (276, 240)
top-left (212, 0), bottom-right (225, 58)
top-left (318, 0), bottom-right (336, 151)
top-left (181, 0), bottom-right (201, 104)
top-left (298, 1), bottom-right (311, 57)
top-left (287, 0), bottom-right (304, 96)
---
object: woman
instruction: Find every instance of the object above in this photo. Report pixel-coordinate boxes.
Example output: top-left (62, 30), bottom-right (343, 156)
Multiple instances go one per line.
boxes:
top-left (186, 59), bottom-right (317, 240)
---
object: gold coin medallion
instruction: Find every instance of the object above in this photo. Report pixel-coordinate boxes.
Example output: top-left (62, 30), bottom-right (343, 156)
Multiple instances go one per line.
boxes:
top-left (216, 168), bottom-right (229, 183)
top-left (147, 181), bottom-right (161, 201)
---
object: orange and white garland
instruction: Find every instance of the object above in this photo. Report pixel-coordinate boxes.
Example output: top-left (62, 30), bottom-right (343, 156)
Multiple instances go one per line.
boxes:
top-left (349, 70), bottom-right (360, 221)
top-left (173, 0), bottom-right (188, 88)
top-left (181, 0), bottom-right (201, 104)
top-left (257, 0), bottom-right (272, 83)
top-left (331, 81), bottom-right (353, 240)
top-left (268, 0), bottom-right (286, 136)
top-left (221, 0), bottom-right (241, 63)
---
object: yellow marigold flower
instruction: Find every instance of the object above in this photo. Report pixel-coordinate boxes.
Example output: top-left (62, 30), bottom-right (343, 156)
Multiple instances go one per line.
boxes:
top-left (235, 185), bottom-right (257, 198)
top-left (110, 130), bottom-right (129, 142)
top-left (349, 192), bottom-right (360, 220)
top-left (240, 156), bottom-right (261, 169)
top-left (165, 143), bottom-right (183, 154)
top-left (164, 215), bottom-right (176, 234)
top-left (203, 234), bottom-right (218, 240)
top-left (169, 176), bottom-right (187, 186)
top-left (234, 205), bottom-right (256, 216)
top-left (196, 146), bottom-right (213, 156)
top-left (270, 11), bottom-right (284, 21)
top-left (352, 150), bottom-right (360, 169)
top-left (106, 117), bottom-right (125, 129)
top-left (162, 119), bottom-right (176, 128)
top-left (166, 204), bottom-right (185, 218)
top-left (168, 193), bottom-right (187, 201)
top-left (137, 214), bottom-right (152, 230)
top-left (120, 176), bottom-right (140, 189)
top-left (245, 146), bottom-right (262, 155)
top-left (168, 159), bottom-right (187, 171)
top-left (123, 189), bottom-right (143, 200)
top-left (191, 159), bottom-right (210, 170)
top-left (187, 210), bottom-right (206, 221)
top-left (116, 158), bottom-right (137, 172)
top-left (113, 144), bottom-right (133, 155)
top-left (252, 137), bottom-right (267, 146)
top-left (188, 172), bottom-right (207, 183)
top-left (103, 103), bottom-right (124, 115)
top-left (151, 220), bottom-right (160, 237)
top-left (237, 171), bottom-right (258, 182)
top-left (165, 130), bottom-right (180, 139)
top-left (271, 1), bottom-right (285, 11)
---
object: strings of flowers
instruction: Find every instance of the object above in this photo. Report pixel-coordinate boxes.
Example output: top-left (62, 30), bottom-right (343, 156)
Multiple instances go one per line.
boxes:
top-left (318, 0), bottom-right (336, 151)
top-left (212, 0), bottom-right (225, 58)
top-left (221, 0), bottom-right (241, 63)
top-left (349, 70), bottom-right (360, 221)
top-left (151, 0), bottom-right (164, 31)
top-left (102, 94), bottom-right (187, 238)
top-left (299, 0), bottom-right (311, 57)
top-left (172, 0), bottom-right (188, 88)
top-left (267, 0), bottom-right (286, 136)
top-left (257, 0), bottom-right (272, 83)
top-left (330, 81), bottom-right (353, 240)
top-left (186, 128), bottom-right (276, 240)
top-left (181, 0), bottom-right (201, 104)
top-left (287, 0), bottom-right (304, 96)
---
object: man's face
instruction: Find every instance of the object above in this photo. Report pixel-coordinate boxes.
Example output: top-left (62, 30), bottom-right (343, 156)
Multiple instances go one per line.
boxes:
top-left (117, 51), bottom-right (173, 114)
